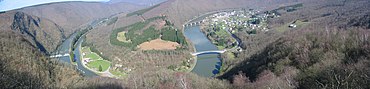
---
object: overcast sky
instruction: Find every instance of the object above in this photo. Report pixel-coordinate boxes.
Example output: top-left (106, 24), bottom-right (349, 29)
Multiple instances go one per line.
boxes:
top-left (0, 0), bottom-right (110, 12)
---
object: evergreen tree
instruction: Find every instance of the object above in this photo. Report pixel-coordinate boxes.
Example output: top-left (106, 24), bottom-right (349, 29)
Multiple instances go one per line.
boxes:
top-left (99, 65), bottom-right (103, 72)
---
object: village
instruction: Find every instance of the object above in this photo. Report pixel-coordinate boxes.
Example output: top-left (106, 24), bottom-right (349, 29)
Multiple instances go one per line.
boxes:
top-left (201, 9), bottom-right (278, 50)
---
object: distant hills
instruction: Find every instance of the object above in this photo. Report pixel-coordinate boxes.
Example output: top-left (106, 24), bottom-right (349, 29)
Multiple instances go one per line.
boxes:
top-left (0, 0), bottom-right (110, 12)
top-left (0, 1), bottom-right (153, 88)
top-left (18, 2), bottom-right (145, 35)
top-left (126, 0), bottom-right (308, 28)
top-left (0, 11), bottom-right (65, 54)
top-left (0, 1), bottom-right (147, 54)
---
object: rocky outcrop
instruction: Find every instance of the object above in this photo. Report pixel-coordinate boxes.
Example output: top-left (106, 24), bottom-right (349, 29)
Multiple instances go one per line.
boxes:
top-left (10, 12), bottom-right (65, 54)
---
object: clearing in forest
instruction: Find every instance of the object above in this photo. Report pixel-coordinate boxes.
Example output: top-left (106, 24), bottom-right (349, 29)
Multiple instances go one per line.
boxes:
top-left (138, 38), bottom-right (180, 50)
top-left (82, 47), bottom-right (111, 72)
top-left (117, 31), bottom-right (131, 42)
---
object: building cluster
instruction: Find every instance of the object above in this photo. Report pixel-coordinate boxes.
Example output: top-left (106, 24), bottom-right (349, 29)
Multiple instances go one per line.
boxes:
top-left (113, 58), bottom-right (132, 74)
top-left (205, 9), bottom-right (275, 35)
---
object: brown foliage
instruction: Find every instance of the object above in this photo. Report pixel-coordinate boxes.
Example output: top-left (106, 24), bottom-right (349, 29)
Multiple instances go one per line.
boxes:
top-left (219, 1), bottom-right (370, 88)
top-left (1, 11), bottom-right (66, 54)
top-left (232, 71), bottom-right (252, 88)
top-left (0, 30), bottom-right (127, 89)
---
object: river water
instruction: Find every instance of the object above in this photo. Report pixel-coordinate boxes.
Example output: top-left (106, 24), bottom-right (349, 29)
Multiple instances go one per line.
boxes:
top-left (53, 18), bottom-right (112, 77)
top-left (184, 26), bottom-right (222, 77)
top-left (55, 33), bottom-right (76, 63)
top-left (74, 38), bottom-right (98, 76)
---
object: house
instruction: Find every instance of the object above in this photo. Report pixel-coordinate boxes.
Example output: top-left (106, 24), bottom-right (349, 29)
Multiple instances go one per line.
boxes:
top-left (115, 64), bottom-right (123, 68)
top-left (114, 64), bottom-right (123, 70)
top-left (289, 24), bottom-right (297, 28)
top-left (83, 58), bottom-right (91, 65)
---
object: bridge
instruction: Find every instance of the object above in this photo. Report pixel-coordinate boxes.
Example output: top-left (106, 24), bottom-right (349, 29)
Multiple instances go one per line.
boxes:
top-left (183, 20), bottom-right (204, 28)
top-left (191, 50), bottom-right (227, 56)
top-left (50, 53), bottom-right (70, 58)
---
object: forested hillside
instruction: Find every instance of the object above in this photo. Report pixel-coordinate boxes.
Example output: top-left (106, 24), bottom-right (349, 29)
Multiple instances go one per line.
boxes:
top-left (19, 2), bottom-right (144, 35)
top-left (1, 0), bottom-right (370, 88)
top-left (218, 0), bottom-right (370, 88)
top-left (139, 0), bottom-right (306, 28)
top-left (0, 30), bottom-right (127, 88)
top-left (0, 11), bottom-right (65, 54)
top-left (85, 0), bottom-right (306, 75)
top-left (0, 30), bottom-right (231, 89)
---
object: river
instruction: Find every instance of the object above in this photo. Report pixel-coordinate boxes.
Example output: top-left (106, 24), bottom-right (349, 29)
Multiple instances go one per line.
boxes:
top-left (55, 33), bottom-right (75, 63)
top-left (54, 32), bottom-right (98, 76)
top-left (53, 17), bottom-right (113, 77)
top-left (74, 37), bottom-right (98, 76)
top-left (184, 26), bottom-right (222, 77)
top-left (54, 13), bottom-right (226, 77)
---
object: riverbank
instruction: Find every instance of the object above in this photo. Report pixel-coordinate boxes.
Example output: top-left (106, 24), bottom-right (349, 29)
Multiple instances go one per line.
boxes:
top-left (184, 56), bottom-right (197, 73)
top-left (184, 36), bottom-right (197, 73)
top-left (182, 9), bottom-right (248, 77)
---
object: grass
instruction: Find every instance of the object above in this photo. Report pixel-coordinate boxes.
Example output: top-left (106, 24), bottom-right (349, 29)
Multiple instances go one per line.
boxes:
top-left (87, 60), bottom-right (111, 72)
top-left (117, 31), bottom-right (131, 42)
top-left (82, 47), bottom-right (112, 72)
top-left (276, 20), bottom-right (310, 32)
top-left (85, 53), bottom-right (102, 60)
top-left (226, 52), bottom-right (235, 60)
top-left (294, 20), bottom-right (310, 28)
top-left (82, 47), bottom-right (102, 60)
top-left (217, 46), bottom-right (225, 50)
top-left (110, 70), bottom-right (126, 77)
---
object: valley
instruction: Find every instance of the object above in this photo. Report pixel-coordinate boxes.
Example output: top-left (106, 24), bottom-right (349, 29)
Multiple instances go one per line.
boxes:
top-left (1, 0), bottom-right (370, 88)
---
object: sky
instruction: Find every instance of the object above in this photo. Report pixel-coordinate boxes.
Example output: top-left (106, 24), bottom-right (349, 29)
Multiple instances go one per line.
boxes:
top-left (0, 0), bottom-right (110, 12)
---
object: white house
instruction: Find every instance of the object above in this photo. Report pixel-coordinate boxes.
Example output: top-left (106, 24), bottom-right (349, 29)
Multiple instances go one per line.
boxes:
top-left (289, 24), bottom-right (297, 28)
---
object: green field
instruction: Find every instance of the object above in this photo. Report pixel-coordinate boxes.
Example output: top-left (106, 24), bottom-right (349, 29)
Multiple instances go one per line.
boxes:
top-left (82, 47), bottom-right (100, 60)
top-left (82, 47), bottom-right (111, 72)
top-left (85, 53), bottom-right (102, 60)
top-left (117, 31), bottom-right (131, 42)
top-left (87, 60), bottom-right (111, 72)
